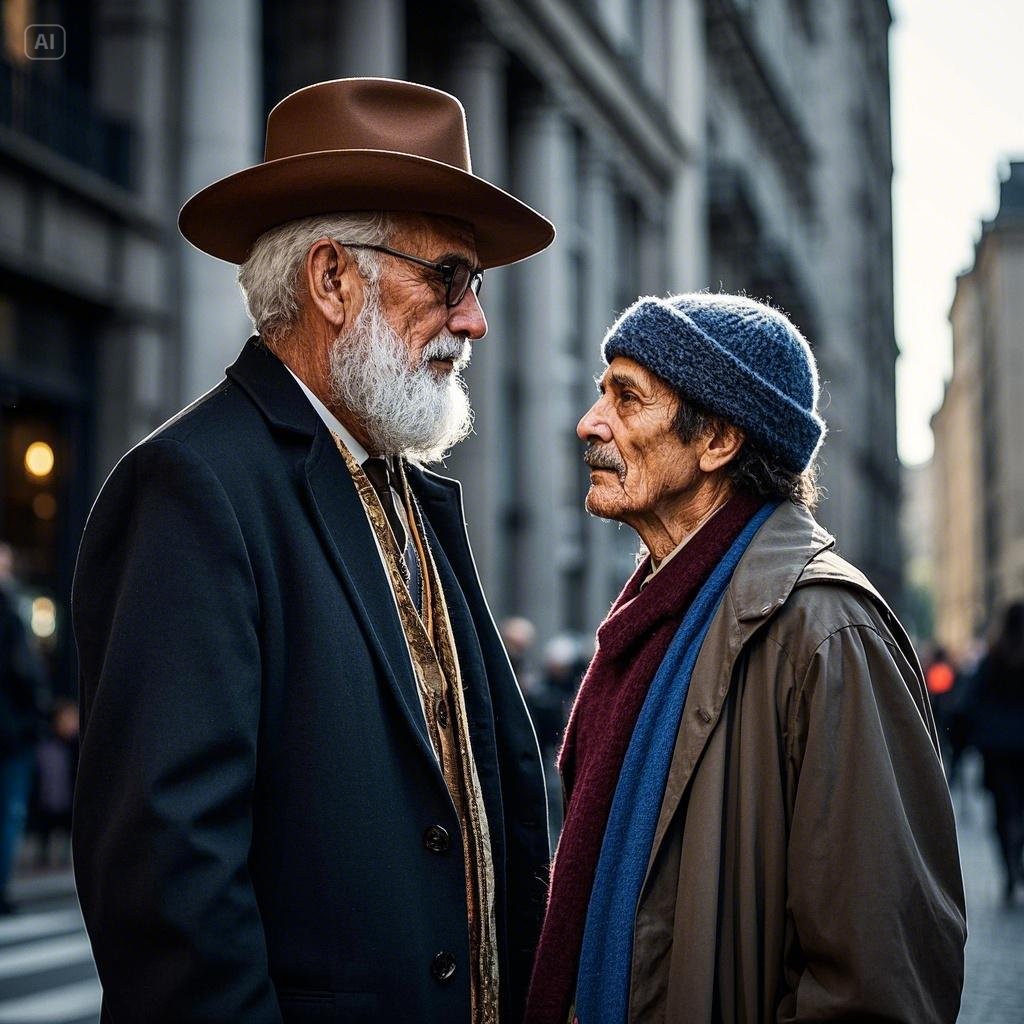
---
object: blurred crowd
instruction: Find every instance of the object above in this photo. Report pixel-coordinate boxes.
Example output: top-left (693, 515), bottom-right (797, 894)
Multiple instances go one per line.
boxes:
top-left (923, 601), bottom-right (1024, 906)
top-left (0, 542), bottom-right (79, 916)
top-left (500, 617), bottom-right (590, 770)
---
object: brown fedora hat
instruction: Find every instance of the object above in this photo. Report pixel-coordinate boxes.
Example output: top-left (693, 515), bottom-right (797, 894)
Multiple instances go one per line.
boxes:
top-left (178, 78), bottom-right (555, 269)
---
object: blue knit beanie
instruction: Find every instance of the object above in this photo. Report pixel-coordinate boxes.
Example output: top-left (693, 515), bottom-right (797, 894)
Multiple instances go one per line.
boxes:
top-left (602, 293), bottom-right (826, 472)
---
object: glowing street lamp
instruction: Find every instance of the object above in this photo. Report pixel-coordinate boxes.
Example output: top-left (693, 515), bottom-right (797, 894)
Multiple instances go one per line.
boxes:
top-left (24, 441), bottom-right (55, 479)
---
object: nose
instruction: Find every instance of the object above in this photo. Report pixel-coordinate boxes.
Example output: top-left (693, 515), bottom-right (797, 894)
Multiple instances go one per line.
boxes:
top-left (577, 399), bottom-right (612, 443)
top-left (446, 287), bottom-right (487, 341)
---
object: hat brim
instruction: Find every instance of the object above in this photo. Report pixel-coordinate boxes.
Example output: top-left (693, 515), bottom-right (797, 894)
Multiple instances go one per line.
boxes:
top-left (178, 149), bottom-right (555, 269)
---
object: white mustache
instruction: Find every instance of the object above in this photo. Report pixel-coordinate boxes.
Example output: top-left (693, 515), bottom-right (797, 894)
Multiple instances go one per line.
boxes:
top-left (421, 335), bottom-right (471, 369)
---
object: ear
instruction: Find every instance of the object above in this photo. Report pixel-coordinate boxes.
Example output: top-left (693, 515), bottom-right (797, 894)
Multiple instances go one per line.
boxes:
top-left (698, 421), bottom-right (745, 473)
top-left (304, 238), bottom-right (364, 333)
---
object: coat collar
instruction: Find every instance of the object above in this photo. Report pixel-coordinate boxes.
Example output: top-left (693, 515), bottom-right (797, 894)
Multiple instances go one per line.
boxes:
top-left (728, 500), bottom-right (835, 623)
top-left (224, 337), bottom-right (468, 503)
top-left (225, 337), bottom-right (321, 438)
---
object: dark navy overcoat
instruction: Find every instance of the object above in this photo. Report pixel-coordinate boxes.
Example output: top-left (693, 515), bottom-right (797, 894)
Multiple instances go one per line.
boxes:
top-left (72, 339), bottom-right (550, 1023)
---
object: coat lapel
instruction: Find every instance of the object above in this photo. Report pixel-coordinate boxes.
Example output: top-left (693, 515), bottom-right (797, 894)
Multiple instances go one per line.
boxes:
top-left (226, 339), bottom-right (435, 764)
top-left (416, 505), bottom-right (505, 836)
top-left (410, 470), bottom-right (505, 811)
top-left (301, 430), bottom-right (434, 760)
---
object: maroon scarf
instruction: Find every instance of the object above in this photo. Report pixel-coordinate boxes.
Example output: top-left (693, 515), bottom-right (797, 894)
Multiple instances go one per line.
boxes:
top-left (524, 493), bottom-right (763, 1024)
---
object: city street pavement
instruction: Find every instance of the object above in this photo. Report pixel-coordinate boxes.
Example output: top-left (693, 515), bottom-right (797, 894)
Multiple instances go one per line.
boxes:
top-left (0, 872), bottom-right (99, 1024)
top-left (0, 758), bottom-right (1018, 1023)
top-left (953, 751), bottom-right (1024, 1024)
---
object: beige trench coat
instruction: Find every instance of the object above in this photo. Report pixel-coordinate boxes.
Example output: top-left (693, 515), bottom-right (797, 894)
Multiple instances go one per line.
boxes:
top-left (617, 501), bottom-right (966, 1023)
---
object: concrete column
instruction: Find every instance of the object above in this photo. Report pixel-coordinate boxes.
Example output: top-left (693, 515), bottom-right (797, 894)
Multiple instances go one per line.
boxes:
top-left (336, 0), bottom-right (404, 78)
top-left (442, 38), bottom-right (510, 606)
top-left (179, 0), bottom-right (262, 402)
top-left (579, 152), bottom-right (623, 629)
top-left (92, 0), bottom-right (174, 216)
top-left (91, 0), bottom-right (178, 473)
top-left (665, 0), bottom-right (706, 289)
top-left (510, 103), bottom-right (574, 640)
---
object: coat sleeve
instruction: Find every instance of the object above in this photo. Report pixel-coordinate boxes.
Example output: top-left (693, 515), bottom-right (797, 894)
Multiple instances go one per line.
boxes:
top-left (72, 437), bottom-right (282, 1023)
top-left (781, 620), bottom-right (967, 1024)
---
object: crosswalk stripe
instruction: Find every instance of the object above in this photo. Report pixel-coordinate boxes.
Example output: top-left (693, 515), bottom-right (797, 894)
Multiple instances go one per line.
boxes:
top-left (0, 911), bottom-right (84, 947)
top-left (0, 934), bottom-right (94, 980)
top-left (0, 978), bottom-right (102, 1023)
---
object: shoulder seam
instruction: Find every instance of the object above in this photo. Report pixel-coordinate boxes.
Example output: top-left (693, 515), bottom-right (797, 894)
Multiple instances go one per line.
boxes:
top-left (795, 622), bottom-right (897, 699)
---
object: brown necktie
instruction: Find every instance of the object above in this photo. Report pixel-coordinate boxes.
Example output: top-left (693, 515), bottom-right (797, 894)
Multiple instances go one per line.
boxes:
top-left (362, 457), bottom-right (406, 554)
top-left (363, 458), bottom-right (422, 609)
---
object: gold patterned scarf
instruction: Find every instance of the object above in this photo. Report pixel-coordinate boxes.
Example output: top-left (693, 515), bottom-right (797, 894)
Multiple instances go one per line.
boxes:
top-left (333, 435), bottom-right (499, 1024)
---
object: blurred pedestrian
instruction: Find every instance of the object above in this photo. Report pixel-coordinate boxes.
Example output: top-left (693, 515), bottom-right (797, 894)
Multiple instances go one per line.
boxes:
top-left (968, 600), bottom-right (1024, 904)
top-left (526, 293), bottom-right (966, 1023)
top-left (31, 698), bottom-right (79, 867)
top-left (0, 542), bottom-right (49, 914)
top-left (500, 615), bottom-right (538, 685)
top-left (924, 643), bottom-right (959, 778)
top-left (523, 635), bottom-right (585, 767)
top-left (72, 78), bottom-right (554, 1022)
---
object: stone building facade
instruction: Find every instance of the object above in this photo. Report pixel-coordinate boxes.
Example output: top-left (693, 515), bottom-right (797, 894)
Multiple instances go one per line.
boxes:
top-left (933, 162), bottom-right (1024, 656)
top-left (0, 0), bottom-right (900, 691)
top-left (705, 0), bottom-right (901, 599)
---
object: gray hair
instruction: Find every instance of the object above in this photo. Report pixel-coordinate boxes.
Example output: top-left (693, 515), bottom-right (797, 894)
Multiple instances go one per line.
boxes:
top-left (673, 399), bottom-right (821, 509)
top-left (237, 212), bottom-right (394, 343)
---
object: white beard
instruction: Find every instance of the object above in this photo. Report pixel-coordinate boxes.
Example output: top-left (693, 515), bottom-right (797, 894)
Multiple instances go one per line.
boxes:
top-left (328, 288), bottom-right (474, 463)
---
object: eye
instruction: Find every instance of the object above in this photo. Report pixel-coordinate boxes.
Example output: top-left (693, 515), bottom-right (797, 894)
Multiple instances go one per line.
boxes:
top-left (619, 391), bottom-right (638, 404)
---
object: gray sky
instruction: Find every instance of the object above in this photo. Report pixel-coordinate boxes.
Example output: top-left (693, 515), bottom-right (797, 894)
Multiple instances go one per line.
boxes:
top-left (892, 0), bottom-right (1024, 465)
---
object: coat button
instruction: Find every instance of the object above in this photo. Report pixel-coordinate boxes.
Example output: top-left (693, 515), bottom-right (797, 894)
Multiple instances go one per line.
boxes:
top-left (436, 695), bottom-right (450, 728)
top-left (431, 951), bottom-right (457, 982)
top-left (423, 825), bottom-right (450, 853)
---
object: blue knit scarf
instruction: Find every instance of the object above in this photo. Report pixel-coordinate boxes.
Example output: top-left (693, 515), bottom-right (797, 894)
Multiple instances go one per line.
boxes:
top-left (574, 502), bottom-right (776, 1023)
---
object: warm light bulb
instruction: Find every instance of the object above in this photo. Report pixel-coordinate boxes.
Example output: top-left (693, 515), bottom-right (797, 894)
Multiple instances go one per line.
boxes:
top-left (24, 441), bottom-right (54, 478)
top-left (31, 597), bottom-right (56, 639)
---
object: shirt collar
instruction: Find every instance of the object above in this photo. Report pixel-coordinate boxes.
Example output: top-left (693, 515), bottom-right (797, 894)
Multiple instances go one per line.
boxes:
top-left (285, 366), bottom-right (370, 464)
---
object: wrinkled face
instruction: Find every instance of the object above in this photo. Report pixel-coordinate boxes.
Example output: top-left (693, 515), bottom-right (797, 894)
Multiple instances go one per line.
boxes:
top-left (329, 216), bottom-right (487, 462)
top-left (376, 215), bottom-right (487, 372)
top-left (576, 357), bottom-right (703, 524)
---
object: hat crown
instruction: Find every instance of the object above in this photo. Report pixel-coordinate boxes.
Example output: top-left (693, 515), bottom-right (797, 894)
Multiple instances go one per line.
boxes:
top-left (672, 295), bottom-right (818, 407)
top-left (601, 293), bottom-right (825, 472)
top-left (264, 78), bottom-right (472, 172)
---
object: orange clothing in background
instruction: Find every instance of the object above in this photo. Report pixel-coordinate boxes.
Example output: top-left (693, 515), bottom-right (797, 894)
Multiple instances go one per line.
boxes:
top-left (926, 661), bottom-right (956, 695)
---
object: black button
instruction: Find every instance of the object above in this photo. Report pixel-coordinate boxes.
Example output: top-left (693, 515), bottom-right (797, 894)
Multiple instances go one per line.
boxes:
top-left (423, 825), bottom-right (450, 853)
top-left (436, 695), bottom-right (449, 728)
top-left (431, 951), bottom-right (457, 983)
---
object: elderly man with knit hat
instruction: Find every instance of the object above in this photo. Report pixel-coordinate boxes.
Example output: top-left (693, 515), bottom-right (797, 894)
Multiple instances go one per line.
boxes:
top-left (525, 294), bottom-right (966, 1024)
top-left (72, 79), bottom-right (553, 1024)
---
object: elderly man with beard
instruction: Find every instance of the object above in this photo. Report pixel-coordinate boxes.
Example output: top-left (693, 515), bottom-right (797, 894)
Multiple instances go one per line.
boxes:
top-left (72, 80), bottom-right (553, 1024)
top-left (525, 293), bottom-right (966, 1024)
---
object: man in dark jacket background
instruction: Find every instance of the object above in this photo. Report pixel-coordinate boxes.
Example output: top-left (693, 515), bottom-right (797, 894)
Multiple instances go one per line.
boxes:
top-left (72, 79), bottom-right (553, 1023)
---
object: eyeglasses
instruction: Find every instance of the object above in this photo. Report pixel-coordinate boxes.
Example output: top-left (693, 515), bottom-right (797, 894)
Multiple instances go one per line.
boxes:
top-left (338, 242), bottom-right (484, 308)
